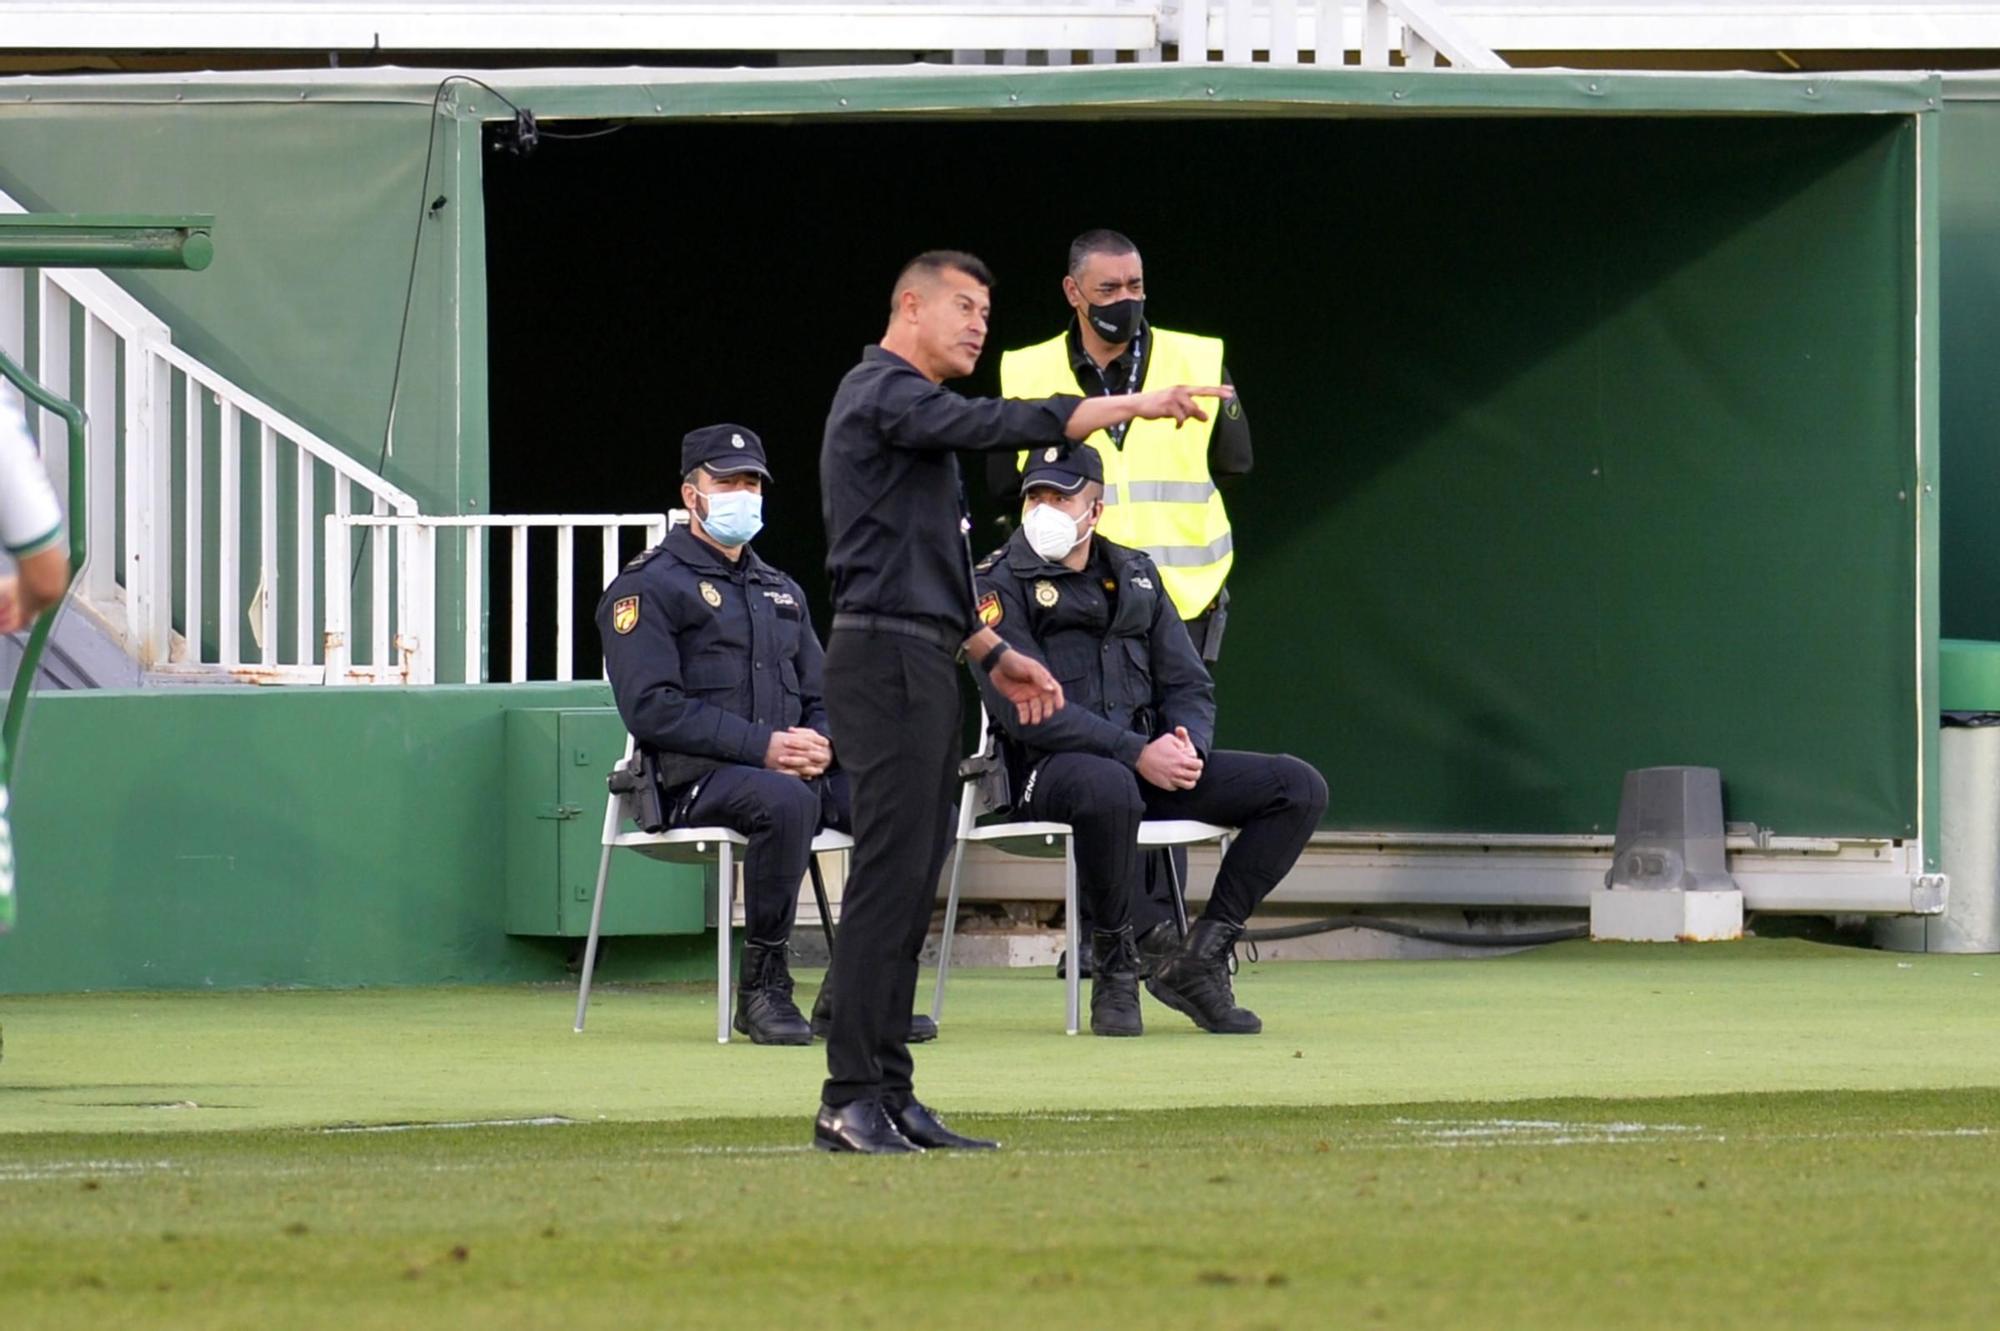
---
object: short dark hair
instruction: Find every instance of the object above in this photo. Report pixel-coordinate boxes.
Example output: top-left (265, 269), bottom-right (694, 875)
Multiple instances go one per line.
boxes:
top-left (1068, 229), bottom-right (1138, 279)
top-left (889, 250), bottom-right (995, 313)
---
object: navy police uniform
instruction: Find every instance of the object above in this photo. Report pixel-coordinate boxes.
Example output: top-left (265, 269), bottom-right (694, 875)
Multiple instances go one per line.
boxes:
top-left (596, 424), bottom-right (847, 1045)
top-left (974, 444), bottom-right (1328, 1036)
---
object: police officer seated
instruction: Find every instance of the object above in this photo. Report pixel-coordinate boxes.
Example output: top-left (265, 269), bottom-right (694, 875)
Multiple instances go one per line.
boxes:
top-left (973, 444), bottom-right (1328, 1037)
top-left (597, 424), bottom-right (845, 1046)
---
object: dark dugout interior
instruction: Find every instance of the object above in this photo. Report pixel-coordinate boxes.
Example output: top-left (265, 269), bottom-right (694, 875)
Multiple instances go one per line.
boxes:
top-left (485, 110), bottom-right (1920, 838)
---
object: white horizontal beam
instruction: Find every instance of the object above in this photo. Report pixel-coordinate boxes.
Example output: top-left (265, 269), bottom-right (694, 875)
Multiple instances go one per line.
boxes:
top-left (952, 838), bottom-right (1947, 916)
top-left (0, 3), bottom-right (1157, 52)
top-left (1448, 3), bottom-right (2000, 52)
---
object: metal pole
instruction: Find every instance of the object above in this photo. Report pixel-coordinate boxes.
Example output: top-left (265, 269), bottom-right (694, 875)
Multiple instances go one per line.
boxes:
top-left (0, 217), bottom-right (215, 271)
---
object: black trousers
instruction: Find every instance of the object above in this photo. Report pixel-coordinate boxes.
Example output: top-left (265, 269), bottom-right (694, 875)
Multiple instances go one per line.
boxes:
top-left (1024, 749), bottom-right (1328, 931)
top-left (821, 629), bottom-right (961, 1109)
top-left (676, 767), bottom-right (850, 947)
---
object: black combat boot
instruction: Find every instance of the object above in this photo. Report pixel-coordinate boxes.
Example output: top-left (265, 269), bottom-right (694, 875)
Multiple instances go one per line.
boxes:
top-left (734, 942), bottom-right (812, 1045)
top-left (810, 981), bottom-right (938, 1043)
top-left (1089, 927), bottom-right (1143, 1037)
top-left (1145, 919), bottom-right (1262, 1035)
top-left (1133, 920), bottom-right (1181, 979)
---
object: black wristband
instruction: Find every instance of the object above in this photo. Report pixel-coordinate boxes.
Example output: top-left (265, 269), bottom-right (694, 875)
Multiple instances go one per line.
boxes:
top-left (978, 640), bottom-right (1012, 672)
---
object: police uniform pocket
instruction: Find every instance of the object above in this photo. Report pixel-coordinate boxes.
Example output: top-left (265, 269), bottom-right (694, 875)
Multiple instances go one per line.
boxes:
top-left (683, 657), bottom-right (743, 699)
top-left (1047, 642), bottom-right (1097, 685)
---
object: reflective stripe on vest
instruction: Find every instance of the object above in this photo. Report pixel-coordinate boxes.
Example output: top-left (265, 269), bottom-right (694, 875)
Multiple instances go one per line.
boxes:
top-left (1000, 327), bottom-right (1232, 618)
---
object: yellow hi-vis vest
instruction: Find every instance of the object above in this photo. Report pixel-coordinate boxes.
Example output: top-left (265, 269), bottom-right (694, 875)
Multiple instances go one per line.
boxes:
top-left (1001, 327), bottom-right (1232, 620)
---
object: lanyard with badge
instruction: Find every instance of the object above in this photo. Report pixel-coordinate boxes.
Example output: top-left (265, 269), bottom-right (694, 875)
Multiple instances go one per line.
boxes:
top-left (1090, 331), bottom-right (1145, 450)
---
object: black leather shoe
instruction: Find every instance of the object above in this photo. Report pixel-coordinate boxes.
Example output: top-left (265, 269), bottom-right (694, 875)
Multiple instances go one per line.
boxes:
top-left (810, 986), bottom-right (938, 1043)
top-left (813, 1099), bottom-right (922, 1154)
top-left (890, 1100), bottom-right (999, 1150)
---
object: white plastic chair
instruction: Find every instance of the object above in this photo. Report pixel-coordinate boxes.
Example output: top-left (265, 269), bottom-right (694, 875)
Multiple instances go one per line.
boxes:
top-left (572, 735), bottom-right (852, 1043)
top-left (929, 705), bottom-right (1232, 1035)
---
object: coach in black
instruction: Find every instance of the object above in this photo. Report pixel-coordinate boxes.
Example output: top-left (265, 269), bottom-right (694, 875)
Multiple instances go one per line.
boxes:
top-left (815, 249), bottom-right (1230, 1154)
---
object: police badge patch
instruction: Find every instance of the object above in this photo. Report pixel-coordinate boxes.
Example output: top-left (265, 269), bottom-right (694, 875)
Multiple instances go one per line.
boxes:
top-left (1033, 579), bottom-right (1059, 608)
top-left (699, 581), bottom-right (723, 608)
top-left (976, 590), bottom-right (1003, 627)
top-left (611, 596), bottom-right (640, 635)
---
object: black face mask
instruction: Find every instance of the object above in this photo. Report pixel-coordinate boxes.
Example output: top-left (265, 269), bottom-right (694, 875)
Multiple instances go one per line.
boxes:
top-left (1085, 297), bottom-right (1144, 345)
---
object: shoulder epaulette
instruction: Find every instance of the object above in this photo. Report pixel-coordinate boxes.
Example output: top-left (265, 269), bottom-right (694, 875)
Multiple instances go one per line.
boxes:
top-left (621, 545), bottom-right (665, 573)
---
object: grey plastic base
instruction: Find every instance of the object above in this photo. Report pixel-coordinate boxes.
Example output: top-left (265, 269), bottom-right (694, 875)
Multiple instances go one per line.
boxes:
top-left (1590, 888), bottom-right (1743, 943)
top-left (1876, 726), bottom-right (1998, 954)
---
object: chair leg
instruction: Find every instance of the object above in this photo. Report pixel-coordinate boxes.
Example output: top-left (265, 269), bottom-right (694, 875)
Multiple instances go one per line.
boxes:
top-left (1164, 847), bottom-right (1191, 940)
top-left (929, 838), bottom-right (970, 1024)
top-left (573, 840), bottom-right (615, 1033)
top-left (1064, 839), bottom-right (1080, 1036)
top-left (717, 841), bottom-right (734, 1046)
top-left (807, 854), bottom-right (836, 952)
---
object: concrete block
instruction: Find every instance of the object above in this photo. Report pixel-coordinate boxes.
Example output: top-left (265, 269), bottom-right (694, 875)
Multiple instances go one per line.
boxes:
top-left (1590, 888), bottom-right (1742, 942)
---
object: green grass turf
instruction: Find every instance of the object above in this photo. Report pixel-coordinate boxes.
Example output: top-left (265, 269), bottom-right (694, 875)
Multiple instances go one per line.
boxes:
top-left (0, 1091), bottom-right (1995, 1330)
top-left (1, 940), bottom-right (1996, 1328)
top-left (0, 940), bottom-right (1993, 1133)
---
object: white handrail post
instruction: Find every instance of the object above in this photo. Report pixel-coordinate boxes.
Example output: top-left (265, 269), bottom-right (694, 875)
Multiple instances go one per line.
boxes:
top-left (1271, 0), bottom-right (1301, 64)
top-left (124, 337), bottom-right (174, 668)
top-left (258, 422), bottom-right (278, 667)
top-left (463, 525), bottom-right (484, 684)
top-left (1221, 0), bottom-right (1252, 62)
top-left (1362, 0), bottom-right (1391, 66)
top-left (393, 520), bottom-right (435, 685)
top-left (510, 524), bottom-right (528, 683)
top-left (555, 523), bottom-right (575, 682)
top-left (1178, 0), bottom-right (1209, 61)
top-left (295, 452), bottom-right (316, 667)
top-left (217, 401), bottom-right (241, 667)
top-left (183, 375), bottom-right (204, 666)
top-left (322, 514), bottom-right (350, 685)
top-left (35, 277), bottom-right (71, 514)
top-left (370, 495), bottom-right (391, 684)
top-left (82, 312), bottom-right (117, 603)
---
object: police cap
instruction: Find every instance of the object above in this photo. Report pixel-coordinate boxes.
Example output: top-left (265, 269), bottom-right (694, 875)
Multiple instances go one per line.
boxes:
top-left (1018, 443), bottom-right (1104, 496)
top-left (682, 424), bottom-right (773, 481)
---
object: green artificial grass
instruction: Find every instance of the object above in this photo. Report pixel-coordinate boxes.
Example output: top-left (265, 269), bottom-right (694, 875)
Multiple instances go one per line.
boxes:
top-left (0, 940), bottom-right (1993, 1134)
top-left (1, 941), bottom-right (1996, 1328)
top-left (1, 1090), bottom-right (1995, 1331)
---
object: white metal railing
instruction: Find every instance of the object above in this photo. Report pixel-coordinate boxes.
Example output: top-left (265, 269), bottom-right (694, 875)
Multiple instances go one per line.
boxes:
top-left (324, 513), bottom-right (670, 686)
top-left (0, 187), bottom-right (421, 681)
top-left (952, 0), bottom-right (1504, 67)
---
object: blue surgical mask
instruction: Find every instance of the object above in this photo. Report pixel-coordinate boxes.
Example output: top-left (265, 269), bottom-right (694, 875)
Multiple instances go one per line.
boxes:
top-left (700, 490), bottom-right (764, 547)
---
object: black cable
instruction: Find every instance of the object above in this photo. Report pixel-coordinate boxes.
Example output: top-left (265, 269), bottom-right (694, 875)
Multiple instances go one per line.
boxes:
top-left (1239, 916), bottom-right (1588, 948)
top-left (538, 123), bottom-right (631, 142)
top-left (355, 75), bottom-right (623, 584)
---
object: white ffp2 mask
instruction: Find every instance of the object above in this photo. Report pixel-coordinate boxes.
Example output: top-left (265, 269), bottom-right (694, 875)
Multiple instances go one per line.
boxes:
top-left (1022, 502), bottom-right (1085, 562)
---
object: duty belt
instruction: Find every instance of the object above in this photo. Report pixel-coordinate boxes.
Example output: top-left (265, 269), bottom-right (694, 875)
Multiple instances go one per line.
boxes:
top-left (831, 613), bottom-right (962, 652)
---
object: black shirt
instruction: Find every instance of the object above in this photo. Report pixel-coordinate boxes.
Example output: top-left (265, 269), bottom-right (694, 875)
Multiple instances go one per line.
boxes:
top-left (822, 345), bottom-right (1079, 633)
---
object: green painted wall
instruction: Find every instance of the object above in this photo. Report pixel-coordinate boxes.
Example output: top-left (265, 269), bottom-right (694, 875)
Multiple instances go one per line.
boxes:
top-left (0, 95), bottom-right (478, 516)
top-left (1940, 86), bottom-right (2000, 643)
top-left (0, 687), bottom-right (709, 995)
